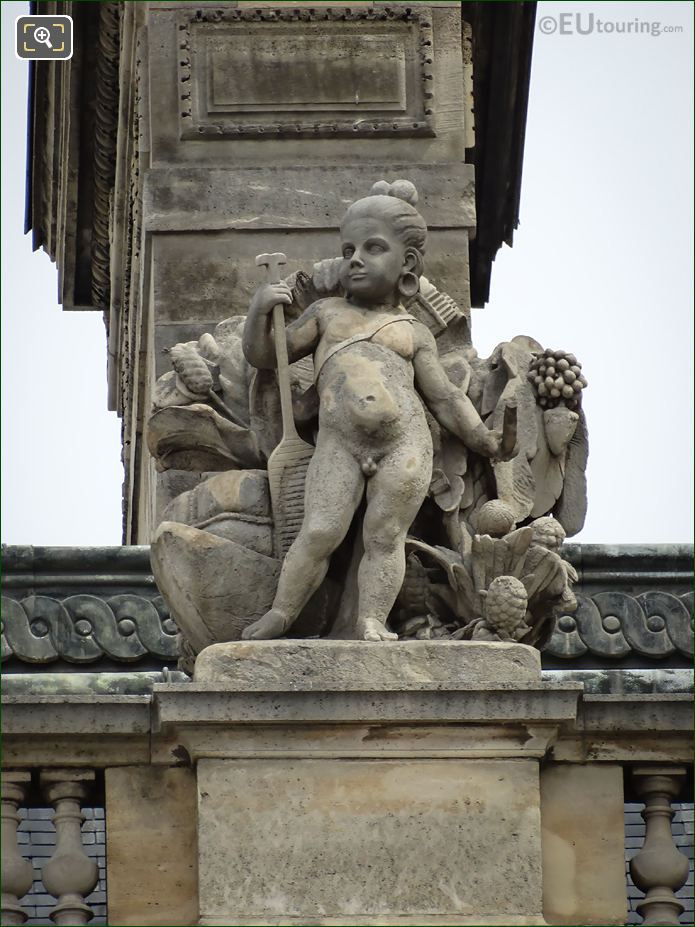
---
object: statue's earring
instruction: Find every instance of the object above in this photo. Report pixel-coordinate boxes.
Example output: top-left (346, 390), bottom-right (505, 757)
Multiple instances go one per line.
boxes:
top-left (398, 271), bottom-right (420, 298)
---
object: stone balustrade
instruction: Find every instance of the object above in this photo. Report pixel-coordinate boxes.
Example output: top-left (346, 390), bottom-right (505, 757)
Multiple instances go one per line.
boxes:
top-left (1, 770), bottom-right (99, 926)
top-left (1, 771), bottom-right (33, 926)
top-left (630, 767), bottom-right (691, 926)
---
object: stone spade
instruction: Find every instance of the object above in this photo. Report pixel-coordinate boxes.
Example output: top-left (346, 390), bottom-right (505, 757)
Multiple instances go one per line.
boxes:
top-left (255, 252), bottom-right (315, 558)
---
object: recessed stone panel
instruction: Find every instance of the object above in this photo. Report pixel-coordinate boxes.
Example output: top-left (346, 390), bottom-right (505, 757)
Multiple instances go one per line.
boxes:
top-left (207, 33), bottom-right (407, 113)
top-left (197, 757), bottom-right (543, 921)
top-left (180, 7), bottom-right (435, 138)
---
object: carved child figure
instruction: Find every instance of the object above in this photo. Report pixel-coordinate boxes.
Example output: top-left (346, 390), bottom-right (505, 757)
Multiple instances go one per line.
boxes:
top-left (242, 180), bottom-right (515, 641)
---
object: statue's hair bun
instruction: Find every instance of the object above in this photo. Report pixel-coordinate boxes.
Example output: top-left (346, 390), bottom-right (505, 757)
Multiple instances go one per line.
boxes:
top-left (369, 178), bottom-right (419, 206)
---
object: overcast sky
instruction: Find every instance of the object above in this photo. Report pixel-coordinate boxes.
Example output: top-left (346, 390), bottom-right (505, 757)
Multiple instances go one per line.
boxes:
top-left (1, 0), bottom-right (693, 547)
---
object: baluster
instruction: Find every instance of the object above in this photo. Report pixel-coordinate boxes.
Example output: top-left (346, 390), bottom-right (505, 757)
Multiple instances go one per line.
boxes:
top-left (40, 770), bottom-right (99, 926)
top-left (629, 765), bottom-right (690, 926)
top-left (1, 770), bottom-right (34, 926)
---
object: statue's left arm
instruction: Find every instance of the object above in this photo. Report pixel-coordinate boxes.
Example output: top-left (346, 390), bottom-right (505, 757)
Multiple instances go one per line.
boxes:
top-left (413, 324), bottom-right (508, 459)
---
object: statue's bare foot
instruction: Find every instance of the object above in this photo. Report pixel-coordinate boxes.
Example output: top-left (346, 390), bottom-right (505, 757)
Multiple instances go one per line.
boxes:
top-left (241, 608), bottom-right (290, 640)
top-left (357, 617), bottom-right (398, 642)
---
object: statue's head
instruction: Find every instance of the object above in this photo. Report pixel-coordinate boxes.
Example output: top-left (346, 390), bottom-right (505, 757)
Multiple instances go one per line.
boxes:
top-left (531, 516), bottom-right (566, 551)
top-left (339, 179), bottom-right (427, 303)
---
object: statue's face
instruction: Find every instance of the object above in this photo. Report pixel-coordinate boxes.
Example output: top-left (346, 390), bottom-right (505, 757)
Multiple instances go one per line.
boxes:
top-left (340, 215), bottom-right (406, 303)
top-left (535, 527), bottom-right (562, 550)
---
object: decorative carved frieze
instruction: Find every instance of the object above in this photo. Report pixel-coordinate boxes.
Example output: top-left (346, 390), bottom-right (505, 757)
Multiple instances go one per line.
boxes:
top-left (1, 594), bottom-right (178, 665)
top-left (2, 588), bottom-right (691, 667)
top-left (1, 545), bottom-right (692, 667)
top-left (178, 6), bottom-right (435, 139)
top-left (90, 2), bottom-right (121, 311)
top-left (545, 591), bottom-right (693, 660)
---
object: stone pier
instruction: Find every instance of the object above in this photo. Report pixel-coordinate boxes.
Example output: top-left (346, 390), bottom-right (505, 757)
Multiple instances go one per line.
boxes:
top-left (152, 642), bottom-right (584, 925)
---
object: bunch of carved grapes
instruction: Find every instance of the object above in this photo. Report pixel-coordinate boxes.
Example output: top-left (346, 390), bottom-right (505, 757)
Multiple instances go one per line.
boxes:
top-left (527, 349), bottom-right (587, 410)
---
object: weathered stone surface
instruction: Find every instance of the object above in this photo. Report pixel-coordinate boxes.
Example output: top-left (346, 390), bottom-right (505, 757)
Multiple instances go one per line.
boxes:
top-left (0, 671), bottom-right (187, 697)
top-left (194, 640), bottom-right (541, 689)
top-left (150, 522), bottom-right (281, 653)
top-left (105, 766), bottom-right (198, 927)
top-left (197, 757), bottom-right (543, 922)
top-left (541, 763), bottom-right (627, 926)
top-left (144, 166), bottom-right (476, 234)
top-left (198, 918), bottom-right (544, 926)
top-left (1, 694), bottom-right (150, 735)
top-left (541, 668), bottom-right (693, 695)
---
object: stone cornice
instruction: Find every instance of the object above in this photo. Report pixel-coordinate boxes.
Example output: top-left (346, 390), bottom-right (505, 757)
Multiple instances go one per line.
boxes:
top-left (1, 685), bottom-right (690, 769)
top-left (90, 2), bottom-right (121, 310)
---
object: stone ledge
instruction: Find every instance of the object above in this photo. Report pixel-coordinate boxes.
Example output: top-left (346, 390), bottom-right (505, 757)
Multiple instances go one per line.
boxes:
top-left (194, 639), bottom-right (541, 690)
top-left (152, 720), bottom-right (564, 763)
top-left (578, 693), bottom-right (693, 732)
top-left (153, 684), bottom-right (581, 727)
top-left (1, 694), bottom-right (151, 735)
top-left (143, 164), bottom-right (476, 232)
top-left (198, 916), bottom-right (547, 926)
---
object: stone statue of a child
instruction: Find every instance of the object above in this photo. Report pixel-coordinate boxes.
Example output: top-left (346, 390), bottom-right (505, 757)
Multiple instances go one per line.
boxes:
top-left (242, 180), bottom-right (516, 642)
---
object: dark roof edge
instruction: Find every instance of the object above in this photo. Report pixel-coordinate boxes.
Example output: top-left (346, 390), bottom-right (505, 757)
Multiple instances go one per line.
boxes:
top-left (2, 542), bottom-right (692, 576)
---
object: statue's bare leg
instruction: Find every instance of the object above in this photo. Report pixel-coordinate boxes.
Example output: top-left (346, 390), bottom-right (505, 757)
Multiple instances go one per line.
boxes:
top-left (356, 440), bottom-right (432, 641)
top-left (242, 433), bottom-right (364, 640)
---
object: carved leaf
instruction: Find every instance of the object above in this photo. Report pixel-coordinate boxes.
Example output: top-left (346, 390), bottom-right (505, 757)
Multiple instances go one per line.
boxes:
top-left (481, 364), bottom-right (508, 417)
top-left (471, 534), bottom-right (493, 593)
top-left (492, 538), bottom-right (512, 582)
top-left (405, 538), bottom-right (462, 586)
top-left (491, 365), bottom-right (540, 523)
top-left (451, 563), bottom-right (481, 619)
top-left (505, 527), bottom-right (534, 577)
top-left (529, 407), bottom-right (565, 518)
top-left (147, 404), bottom-right (261, 472)
top-left (553, 407), bottom-right (589, 536)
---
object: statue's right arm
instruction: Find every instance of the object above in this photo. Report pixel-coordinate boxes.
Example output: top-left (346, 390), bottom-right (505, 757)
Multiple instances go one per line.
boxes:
top-left (242, 282), bottom-right (292, 368)
top-left (243, 286), bottom-right (322, 369)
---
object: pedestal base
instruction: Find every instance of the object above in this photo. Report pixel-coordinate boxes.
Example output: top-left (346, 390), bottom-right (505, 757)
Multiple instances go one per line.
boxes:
top-left (153, 641), bottom-right (580, 925)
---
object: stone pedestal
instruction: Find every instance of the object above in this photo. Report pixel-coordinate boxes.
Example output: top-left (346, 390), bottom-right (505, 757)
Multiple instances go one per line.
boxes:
top-left (153, 641), bottom-right (581, 926)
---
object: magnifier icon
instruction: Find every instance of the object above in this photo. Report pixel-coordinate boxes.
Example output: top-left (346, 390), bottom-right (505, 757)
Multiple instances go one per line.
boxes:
top-left (33, 25), bottom-right (53, 49)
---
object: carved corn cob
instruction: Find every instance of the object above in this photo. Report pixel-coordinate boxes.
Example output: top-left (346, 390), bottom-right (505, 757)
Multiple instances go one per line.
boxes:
top-left (482, 575), bottom-right (528, 636)
top-left (169, 344), bottom-right (213, 396)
